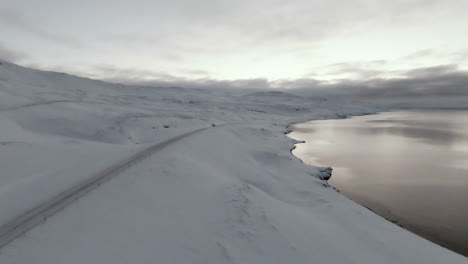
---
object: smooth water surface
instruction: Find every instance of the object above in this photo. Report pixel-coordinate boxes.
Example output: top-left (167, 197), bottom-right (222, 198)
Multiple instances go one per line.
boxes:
top-left (289, 110), bottom-right (468, 256)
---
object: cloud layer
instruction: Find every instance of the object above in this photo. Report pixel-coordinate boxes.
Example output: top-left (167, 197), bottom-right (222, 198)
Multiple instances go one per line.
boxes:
top-left (82, 64), bottom-right (468, 97)
top-left (1, 0), bottom-right (468, 97)
top-left (0, 43), bottom-right (26, 62)
top-left (283, 65), bottom-right (468, 97)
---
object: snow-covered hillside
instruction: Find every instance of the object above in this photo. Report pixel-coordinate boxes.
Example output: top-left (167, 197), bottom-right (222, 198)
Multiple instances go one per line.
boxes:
top-left (0, 59), bottom-right (465, 263)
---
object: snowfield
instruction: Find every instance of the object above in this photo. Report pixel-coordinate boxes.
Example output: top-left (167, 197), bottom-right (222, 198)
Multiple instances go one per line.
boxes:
top-left (0, 59), bottom-right (466, 263)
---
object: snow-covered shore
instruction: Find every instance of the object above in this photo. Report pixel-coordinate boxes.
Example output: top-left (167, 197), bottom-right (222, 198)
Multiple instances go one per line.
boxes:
top-left (0, 60), bottom-right (466, 263)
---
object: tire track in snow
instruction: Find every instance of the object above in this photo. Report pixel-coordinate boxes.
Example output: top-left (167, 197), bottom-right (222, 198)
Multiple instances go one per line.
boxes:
top-left (0, 126), bottom-right (211, 249)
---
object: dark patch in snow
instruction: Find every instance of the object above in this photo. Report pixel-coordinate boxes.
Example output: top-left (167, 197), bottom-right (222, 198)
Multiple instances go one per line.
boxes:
top-left (318, 167), bottom-right (333, 181)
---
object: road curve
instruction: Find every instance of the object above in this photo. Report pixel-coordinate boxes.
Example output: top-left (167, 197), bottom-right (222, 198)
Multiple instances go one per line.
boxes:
top-left (0, 126), bottom-right (209, 249)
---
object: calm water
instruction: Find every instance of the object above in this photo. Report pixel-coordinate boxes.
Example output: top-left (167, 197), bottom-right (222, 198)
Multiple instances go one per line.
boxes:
top-left (289, 110), bottom-right (468, 257)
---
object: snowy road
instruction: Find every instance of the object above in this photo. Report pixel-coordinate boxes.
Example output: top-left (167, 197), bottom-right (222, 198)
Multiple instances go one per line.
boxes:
top-left (0, 126), bottom-right (210, 248)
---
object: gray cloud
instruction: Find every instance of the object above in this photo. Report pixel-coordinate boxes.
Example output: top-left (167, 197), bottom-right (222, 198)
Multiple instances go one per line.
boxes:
top-left (0, 8), bottom-right (82, 47)
top-left (3, 0), bottom-right (468, 90)
top-left (178, 69), bottom-right (212, 76)
top-left (89, 63), bottom-right (468, 97)
top-left (319, 61), bottom-right (388, 79)
top-left (84, 0), bottom-right (464, 57)
top-left (286, 65), bottom-right (468, 97)
top-left (20, 59), bottom-right (468, 97)
top-left (402, 49), bottom-right (434, 60)
top-left (454, 49), bottom-right (468, 61)
top-left (0, 43), bottom-right (26, 62)
top-left (404, 65), bottom-right (457, 78)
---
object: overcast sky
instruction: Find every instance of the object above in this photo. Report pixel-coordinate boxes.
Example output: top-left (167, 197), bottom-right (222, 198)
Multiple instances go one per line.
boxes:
top-left (1, 0), bottom-right (468, 86)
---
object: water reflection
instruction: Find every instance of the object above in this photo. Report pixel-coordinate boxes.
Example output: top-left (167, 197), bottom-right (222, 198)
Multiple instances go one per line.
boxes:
top-left (289, 110), bottom-right (468, 257)
top-left (353, 125), bottom-right (462, 146)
